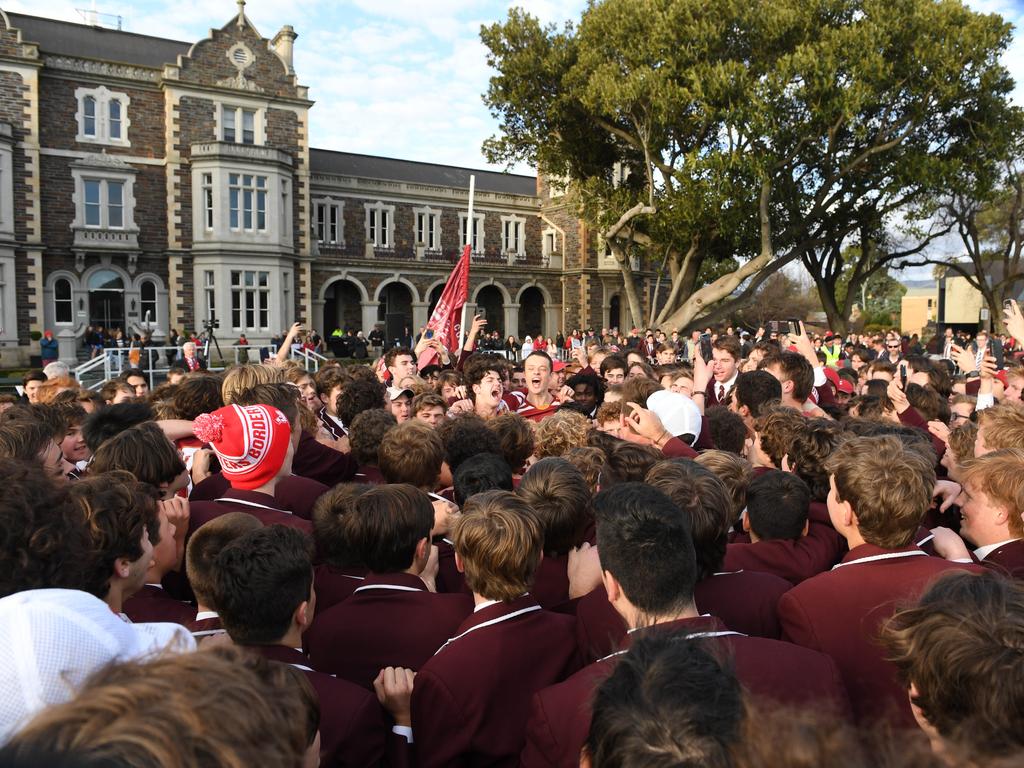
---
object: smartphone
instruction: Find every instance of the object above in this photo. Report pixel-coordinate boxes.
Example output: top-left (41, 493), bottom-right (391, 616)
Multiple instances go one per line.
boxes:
top-left (899, 363), bottom-right (908, 388)
top-left (424, 329), bottom-right (435, 340)
top-left (767, 320), bottom-right (795, 335)
top-left (1005, 299), bottom-right (1014, 311)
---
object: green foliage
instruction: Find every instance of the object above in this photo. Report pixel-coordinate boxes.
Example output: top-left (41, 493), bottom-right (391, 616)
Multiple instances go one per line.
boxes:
top-left (481, 0), bottom-right (1021, 328)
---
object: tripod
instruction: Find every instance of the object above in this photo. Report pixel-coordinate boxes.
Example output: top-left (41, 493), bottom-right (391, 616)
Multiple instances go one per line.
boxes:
top-left (203, 326), bottom-right (225, 365)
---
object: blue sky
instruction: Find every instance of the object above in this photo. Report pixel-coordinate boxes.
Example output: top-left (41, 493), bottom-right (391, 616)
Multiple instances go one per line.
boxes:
top-left (8, 0), bottom-right (1024, 176)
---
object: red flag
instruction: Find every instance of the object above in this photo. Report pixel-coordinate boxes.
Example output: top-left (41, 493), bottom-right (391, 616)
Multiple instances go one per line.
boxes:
top-left (417, 245), bottom-right (471, 369)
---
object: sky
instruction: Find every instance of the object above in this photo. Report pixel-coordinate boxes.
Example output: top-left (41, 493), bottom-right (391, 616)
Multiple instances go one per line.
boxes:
top-left (7, 0), bottom-right (1024, 275)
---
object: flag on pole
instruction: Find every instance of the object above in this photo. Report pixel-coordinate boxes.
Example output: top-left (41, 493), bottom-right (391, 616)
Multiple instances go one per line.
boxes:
top-left (417, 244), bottom-right (471, 369)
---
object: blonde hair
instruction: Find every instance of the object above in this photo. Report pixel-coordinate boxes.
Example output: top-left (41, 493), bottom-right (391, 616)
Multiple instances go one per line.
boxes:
top-left (5, 646), bottom-right (314, 768)
top-left (960, 448), bottom-right (1024, 538)
top-left (534, 410), bottom-right (592, 459)
top-left (825, 435), bottom-right (934, 547)
top-left (694, 450), bottom-right (754, 521)
top-left (455, 490), bottom-right (542, 601)
top-left (220, 364), bottom-right (284, 405)
top-left (35, 376), bottom-right (80, 404)
top-left (977, 401), bottom-right (1024, 452)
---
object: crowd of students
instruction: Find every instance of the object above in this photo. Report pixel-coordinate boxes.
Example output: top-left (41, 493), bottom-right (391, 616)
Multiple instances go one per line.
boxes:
top-left (1, 305), bottom-right (1024, 767)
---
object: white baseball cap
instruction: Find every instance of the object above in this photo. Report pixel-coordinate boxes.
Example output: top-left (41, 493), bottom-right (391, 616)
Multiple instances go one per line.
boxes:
top-left (647, 390), bottom-right (703, 442)
top-left (0, 588), bottom-right (195, 743)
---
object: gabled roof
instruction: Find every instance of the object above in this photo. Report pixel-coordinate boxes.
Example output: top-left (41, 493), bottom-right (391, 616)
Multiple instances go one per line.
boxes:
top-left (311, 148), bottom-right (537, 197)
top-left (6, 12), bottom-right (189, 68)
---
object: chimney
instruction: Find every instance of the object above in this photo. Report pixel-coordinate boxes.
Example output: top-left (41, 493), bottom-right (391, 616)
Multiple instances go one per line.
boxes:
top-left (272, 25), bottom-right (297, 74)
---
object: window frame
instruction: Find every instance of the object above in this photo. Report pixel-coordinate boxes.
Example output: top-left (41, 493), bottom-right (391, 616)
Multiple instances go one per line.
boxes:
top-left (230, 269), bottom-right (271, 331)
top-left (53, 277), bottom-right (74, 325)
top-left (218, 104), bottom-right (263, 146)
top-left (364, 202), bottom-right (395, 249)
top-left (75, 86), bottom-right (131, 147)
top-left (81, 178), bottom-right (126, 230)
top-left (228, 173), bottom-right (268, 233)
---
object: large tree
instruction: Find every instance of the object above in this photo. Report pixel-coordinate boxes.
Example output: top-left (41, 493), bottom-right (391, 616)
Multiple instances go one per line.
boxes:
top-left (481, 0), bottom-right (1020, 330)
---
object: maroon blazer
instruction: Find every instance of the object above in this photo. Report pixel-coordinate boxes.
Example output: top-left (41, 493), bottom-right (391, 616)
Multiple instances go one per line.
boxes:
top-left (778, 543), bottom-right (982, 727)
top-left (693, 570), bottom-right (790, 639)
top-left (247, 644), bottom-right (386, 768)
top-left (979, 538), bottom-right (1024, 579)
top-left (532, 554), bottom-right (570, 609)
top-left (409, 595), bottom-right (581, 768)
top-left (573, 571), bottom-right (787, 663)
top-left (313, 563), bottom-right (367, 615)
top-left (434, 539), bottom-right (468, 595)
top-left (122, 584), bottom-right (194, 625)
top-left (186, 610), bottom-right (225, 641)
top-left (724, 501), bottom-right (844, 584)
top-left (306, 572), bottom-right (473, 690)
top-left (189, 473), bottom-right (328, 520)
top-left (521, 615), bottom-right (850, 768)
top-left (187, 489), bottom-right (314, 537)
top-left (293, 430), bottom-right (358, 486)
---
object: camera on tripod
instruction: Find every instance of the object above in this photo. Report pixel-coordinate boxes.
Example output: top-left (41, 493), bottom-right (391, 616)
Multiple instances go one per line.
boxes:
top-left (203, 318), bottom-right (220, 333)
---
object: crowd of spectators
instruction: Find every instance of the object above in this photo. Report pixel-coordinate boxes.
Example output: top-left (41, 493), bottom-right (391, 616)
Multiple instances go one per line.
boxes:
top-left (2, 304), bottom-right (1024, 766)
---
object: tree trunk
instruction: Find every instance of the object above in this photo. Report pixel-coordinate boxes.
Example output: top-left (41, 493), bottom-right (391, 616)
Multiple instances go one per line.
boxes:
top-left (612, 243), bottom-right (646, 331)
top-left (660, 179), bottom-right (775, 330)
top-left (815, 276), bottom-right (849, 335)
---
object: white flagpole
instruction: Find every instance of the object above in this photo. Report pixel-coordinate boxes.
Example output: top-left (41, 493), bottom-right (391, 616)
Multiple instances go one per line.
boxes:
top-left (457, 174), bottom-right (475, 351)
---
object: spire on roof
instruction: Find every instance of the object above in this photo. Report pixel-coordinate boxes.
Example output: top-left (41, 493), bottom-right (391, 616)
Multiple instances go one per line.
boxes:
top-left (236, 0), bottom-right (247, 29)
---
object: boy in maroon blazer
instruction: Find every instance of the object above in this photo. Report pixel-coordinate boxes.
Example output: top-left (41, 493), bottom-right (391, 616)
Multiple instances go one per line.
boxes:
top-left (122, 494), bottom-right (194, 625)
top-left (516, 457), bottom-right (593, 609)
top-left (187, 400), bottom-right (313, 536)
top-left (777, 435), bottom-right (982, 728)
top-left (310, 483), bottom-right (370, 614)
top-left (306, 484), bottom-right (473, 688)
top-left (213, 524), bottom-right (386, 767)
top-left (724, 469), bottom-right (843, 583)
top-left (882, 571), bottom-right (1024, 761)
top-left (928, 448), bottom-right (1024, 579)
top-left (183, 511), bottom-right (261, 641)
top-left (376, 490), bottom-right (581, 768)
top-left (521, 483), bottom-right (849, 768)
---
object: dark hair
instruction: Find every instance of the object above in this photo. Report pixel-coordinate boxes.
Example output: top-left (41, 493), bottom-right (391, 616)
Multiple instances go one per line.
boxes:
top-left (733, 370), bottom-right (782, 418)
top-left (762, 351), bottom-right (814, 401)
top-left (0, 419), bottom-right (58, 464)
top-left (311, 483), bottom-right (369, 570)
top-left (90, 421), bottom-right (186, 487)
top-left (486, 413), bottom-right (535, 472)
top-left (463, 353), bottom-right (507, 393)
top-left (22, 370), bottom-right (47, 386)
top-left (344, 484), bottom-right (434, 572)
top-left (68, 473), bottom-right (160, 600)
top-left (646, 459), bottom-right (734, 579)
top-left (453, 452), bottom-right (513, 506)
top-left (185, 512), bottom-right (262, 607)
top-left (882, 571), bottom-right (1024, 760)
top-left (745, 470), bottom-right (811, 540)
top-left (587, 633), bottom-right (742, 768)
top-left (712, 335), bottom-right (742, 361)
top-left (565, 372), bottom-right (605, 402)
top-left (2, 403), bottom-right (68, 442)
top-left (523, 350), bottom-right (553, 372)
top-left (438, 413), bottom-right (503, 472)
top-left (593, 482), bottom-right (697, 617)
top-left (384, 346), bottom-right (415, 370)
top-left (704, 408), bottom-right (747, 456)
top-left (336, 378), bottom-right (386, 426)
top-left (788, 419), bottom-right (846, 502)
top-left (348, 408), bottom-right (397, 465)
top-left (600, 355), bottom-right (627, 376)
top-left (607, 442), bottom-right (662, 483)
top-left (0, 459), bottom-right (98, 598)
top-left (172, 375), bottom-right (224, 420)
top-left (213, 525), bottom-right (314, 645)
top-left (119, 368), bottom-right (147, 383)
top-left (82, 402), bottom-right (155, 452)
top-left (517, 457), bottom-right (592, 555)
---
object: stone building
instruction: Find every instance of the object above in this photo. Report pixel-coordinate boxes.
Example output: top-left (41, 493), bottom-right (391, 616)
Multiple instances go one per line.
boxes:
top-left (0, 5), bottom-right (650, 365)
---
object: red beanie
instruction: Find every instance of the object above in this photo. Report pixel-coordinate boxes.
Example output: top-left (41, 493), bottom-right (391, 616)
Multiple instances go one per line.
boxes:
top-left (193, 404), bottom-right (292, 490)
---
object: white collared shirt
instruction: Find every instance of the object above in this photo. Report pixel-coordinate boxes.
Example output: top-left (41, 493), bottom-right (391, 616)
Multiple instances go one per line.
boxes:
top-left (974, 538), bottom-right (1021, 561)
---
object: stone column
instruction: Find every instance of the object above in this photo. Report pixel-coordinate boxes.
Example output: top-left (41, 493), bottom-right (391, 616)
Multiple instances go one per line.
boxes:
top-left (58, 328), bottom-right (78, 365)
top-left (361, 301), bottom-right (379, 337)
top-left (504, 303), bottom-right (520, 341)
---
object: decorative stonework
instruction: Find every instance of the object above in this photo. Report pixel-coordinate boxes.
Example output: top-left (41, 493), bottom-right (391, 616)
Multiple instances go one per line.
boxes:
top-left (217, 42), bottom-right (263, 92)
top-left (43, 55), bottom-right (161, 83)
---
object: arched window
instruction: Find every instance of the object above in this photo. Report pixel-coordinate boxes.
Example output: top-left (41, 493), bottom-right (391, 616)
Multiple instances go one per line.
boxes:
top-left (54, 278), bottom-right (73, 324)
top-left (82, 95), bottom-right (96, 136)
top-left (88, 269), bottom-right (124, 291)
top-left (139, 280), bottom-right (157, 322)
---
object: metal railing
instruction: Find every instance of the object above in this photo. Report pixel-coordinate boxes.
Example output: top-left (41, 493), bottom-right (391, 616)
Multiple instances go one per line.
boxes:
top-left (73, 342), bottom-right (328, 390)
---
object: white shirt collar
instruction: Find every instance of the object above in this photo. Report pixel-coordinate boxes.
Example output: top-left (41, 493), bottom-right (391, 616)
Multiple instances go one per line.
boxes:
top-left (716, 372), bottom-right (738, 392)
top-left (974, 539), bottom-right (1021, 561)
top-left (473, 592), bottom-right (529, 613)
top-left (195, 610), bottom-right (219, 621)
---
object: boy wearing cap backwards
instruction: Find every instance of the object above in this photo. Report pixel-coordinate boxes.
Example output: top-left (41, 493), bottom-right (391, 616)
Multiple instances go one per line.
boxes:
top-left (386, 386), bottom-right (414, 423)
top-left (187, 404), bottom-right (312, 535)
top-left (375, 490), bottom-right (581, 767)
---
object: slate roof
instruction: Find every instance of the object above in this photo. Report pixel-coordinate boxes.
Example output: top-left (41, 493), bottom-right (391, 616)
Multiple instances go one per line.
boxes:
top-left (311, 149), bottom-right (537, 196)
top-left (6, 12), bottom-right (189, 68)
